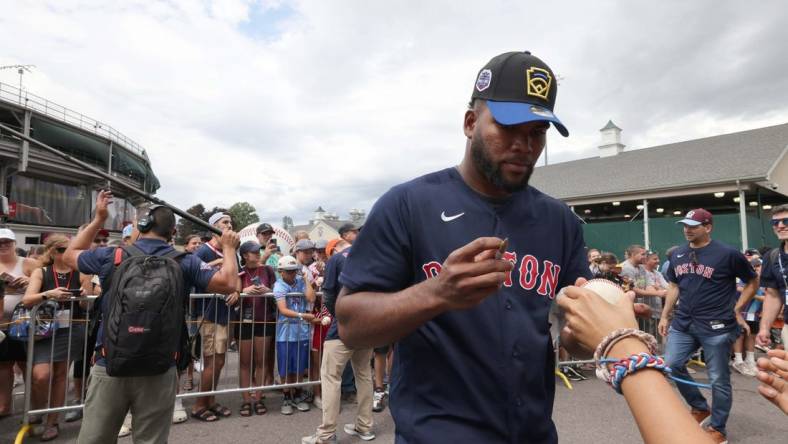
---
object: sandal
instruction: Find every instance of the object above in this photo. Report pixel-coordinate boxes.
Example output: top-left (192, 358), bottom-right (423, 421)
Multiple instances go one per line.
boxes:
top-left (183, 377), bottom-right (194, 391)
top-left (209, 403), bottom-right (232, 417)
top-left (190, 408), bottom-right (218, 422)
top-left (253, 399), bottom-right (267, 415)
top-left (41, 424), bottom-right (59, 442)
top-left (239, 402), bottom-right (252, 417)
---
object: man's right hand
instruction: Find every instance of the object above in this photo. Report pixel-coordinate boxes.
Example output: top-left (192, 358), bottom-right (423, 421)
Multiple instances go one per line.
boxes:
top-left (757, 327), bottom-right (772, 347)
top-left (220, 230), bottom-right (240, 250)
top-left (95, 190), bottom-right (113, 221)
top-left (429, 237), bottom-right (513, 311)
top-left (658, 316), bottom-right (669, 337)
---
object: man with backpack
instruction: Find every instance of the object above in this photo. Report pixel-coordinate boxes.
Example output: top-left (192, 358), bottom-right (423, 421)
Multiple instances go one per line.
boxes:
top-left (64, 190), bottom-right (240, 444)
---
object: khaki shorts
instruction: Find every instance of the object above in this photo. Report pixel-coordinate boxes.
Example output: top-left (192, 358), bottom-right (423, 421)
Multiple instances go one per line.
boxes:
top-left (200, 320), bottom-right (228, 356)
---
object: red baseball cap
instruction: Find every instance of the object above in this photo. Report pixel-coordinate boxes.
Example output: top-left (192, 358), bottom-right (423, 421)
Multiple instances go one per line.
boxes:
top-left (677, 208), bottom-right (713, 226)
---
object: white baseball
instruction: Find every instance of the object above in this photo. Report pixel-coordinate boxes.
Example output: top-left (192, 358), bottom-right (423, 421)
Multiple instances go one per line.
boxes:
top-left (581, 279), bottom-right (625, 305)
top-left (321, 316), bottom-right (332, 326)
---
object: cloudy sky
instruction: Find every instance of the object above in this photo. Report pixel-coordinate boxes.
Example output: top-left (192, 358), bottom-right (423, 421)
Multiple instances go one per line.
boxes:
top-left (2, 0), bottom-right (787, 225)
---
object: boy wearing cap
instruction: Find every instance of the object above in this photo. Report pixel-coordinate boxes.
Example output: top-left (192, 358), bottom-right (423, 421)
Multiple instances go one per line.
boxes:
top-left (274, 255), bottom-right (315, 415)
top-left (659, 208), bottom-right (759, 442)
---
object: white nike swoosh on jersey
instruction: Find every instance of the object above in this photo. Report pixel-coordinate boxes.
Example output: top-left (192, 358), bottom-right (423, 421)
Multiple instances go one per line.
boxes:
top-left (677, 254), bottom-right (685, 258)
top-left (441, 211), bottom-right (465, 222)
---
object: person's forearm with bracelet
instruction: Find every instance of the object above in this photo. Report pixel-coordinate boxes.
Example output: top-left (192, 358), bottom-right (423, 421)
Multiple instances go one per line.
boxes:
top-left (558, 286), bottom-right (713, 444)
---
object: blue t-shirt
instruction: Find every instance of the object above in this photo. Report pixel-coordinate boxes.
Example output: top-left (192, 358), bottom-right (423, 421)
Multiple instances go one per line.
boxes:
top-left (339, 167), bottom-right (591, 444)
top-left (759, 247), bottom-right (788, 321)
top-left (194, 242), bottom-right (237, 325)
top-left (77, 238), bottom-right (217, 366)
top-left (273, 276), bottom-right (311, 342)
top-left (322, 247), bottom-right (350, 341)
top-left (666, 240), bottom-right (756, 336)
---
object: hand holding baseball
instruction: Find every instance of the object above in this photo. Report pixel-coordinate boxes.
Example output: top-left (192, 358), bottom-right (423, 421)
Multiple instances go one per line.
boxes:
top-left (557, 280), bottom-right (637, 351)
top-left (429, 237), bottom-right (513, 311)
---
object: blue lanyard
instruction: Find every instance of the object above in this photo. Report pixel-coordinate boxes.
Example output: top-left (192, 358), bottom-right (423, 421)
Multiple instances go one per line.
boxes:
top-left (778, 252), bottom-right (788, 289)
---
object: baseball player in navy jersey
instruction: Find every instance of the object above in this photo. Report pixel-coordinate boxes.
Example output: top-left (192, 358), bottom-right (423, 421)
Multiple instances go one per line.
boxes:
top-left (335, 51), bottom-right (592, 443)
top-left (659, 208), bottom-right (758, 443)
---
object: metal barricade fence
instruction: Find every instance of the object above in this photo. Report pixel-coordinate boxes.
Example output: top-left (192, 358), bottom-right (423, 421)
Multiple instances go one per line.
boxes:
top-left (13, 292), bottom-right (324, 442)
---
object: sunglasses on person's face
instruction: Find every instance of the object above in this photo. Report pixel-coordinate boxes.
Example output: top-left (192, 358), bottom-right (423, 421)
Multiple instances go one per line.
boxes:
top-left (93, 238), bottom-right (109, 244)
top-left (771, 218), bottom-right (788, 227)
top-left (55, 247), bottom-right (67, 254)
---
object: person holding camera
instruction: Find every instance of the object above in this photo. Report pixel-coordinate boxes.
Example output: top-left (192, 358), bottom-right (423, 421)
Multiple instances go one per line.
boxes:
top-left (22, 234), bottom-right (87, 441)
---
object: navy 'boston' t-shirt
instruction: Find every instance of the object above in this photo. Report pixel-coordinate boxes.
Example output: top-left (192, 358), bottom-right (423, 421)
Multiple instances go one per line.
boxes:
top-left (339, 167), bottom-right (591, 444)
top-left (666, 239), bottom-right (756, 336)
top-left (322, 247), bottom-right (350, 342)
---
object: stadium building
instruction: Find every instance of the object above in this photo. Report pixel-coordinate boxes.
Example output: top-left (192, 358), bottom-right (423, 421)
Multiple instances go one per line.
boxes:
top-left (531, 121), bottom-right (788, 257)
top-left (0, 81), bottom-right (159, 249)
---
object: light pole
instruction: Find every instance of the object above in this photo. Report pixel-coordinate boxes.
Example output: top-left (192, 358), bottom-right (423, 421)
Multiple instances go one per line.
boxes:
top-left (0, 64), bottom-right (35, 103)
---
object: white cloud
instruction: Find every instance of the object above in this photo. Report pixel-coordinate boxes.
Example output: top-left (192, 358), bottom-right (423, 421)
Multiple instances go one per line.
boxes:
top-left (1, 0), bottom-right (787, 225)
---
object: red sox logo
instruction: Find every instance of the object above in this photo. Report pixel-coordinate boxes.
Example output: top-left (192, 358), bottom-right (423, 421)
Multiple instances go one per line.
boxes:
top-left (421, 251), bottom-right (562, 298)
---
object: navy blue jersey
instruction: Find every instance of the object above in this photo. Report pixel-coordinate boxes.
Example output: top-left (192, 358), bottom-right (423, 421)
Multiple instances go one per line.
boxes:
top-left (759, 247), bottom-right (788, 321)
top-left (339, 167), bottom-right (590, 444)
top-left (666, 240), bottom-right (756, 336)
top-left (322, 247), bottom-right (350, 341)
top-left (194, 242), bottom-right (239, 325)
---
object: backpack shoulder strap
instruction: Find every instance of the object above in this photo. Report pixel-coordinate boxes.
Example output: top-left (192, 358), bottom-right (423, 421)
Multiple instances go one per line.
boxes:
top-left (163, 249), bottom-right (187, 262)
top-left (123, 244), bottom-right (147, 258)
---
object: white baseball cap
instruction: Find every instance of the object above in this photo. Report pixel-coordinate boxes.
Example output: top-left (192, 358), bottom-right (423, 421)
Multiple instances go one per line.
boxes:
top-left (0, 228), bottom-right (16, 241)
top-left (277, 255), bottom-right (300, 271)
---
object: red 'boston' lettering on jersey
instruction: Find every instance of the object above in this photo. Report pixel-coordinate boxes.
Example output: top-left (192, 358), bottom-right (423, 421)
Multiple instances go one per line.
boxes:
top-left (673, 263), bottom-right (715, 279)
top-left (501, 251), bottom-right (517, 287)
top-left (422, 261), bottom-right (442, 279)
top-left (537, 260), bottom-right (561, 298)
top-left (519, 255), bottom-right (539, 290)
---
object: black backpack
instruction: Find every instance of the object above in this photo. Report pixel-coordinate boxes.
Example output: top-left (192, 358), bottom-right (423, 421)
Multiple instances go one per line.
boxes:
top-left (101, 245), bottom-right (186, 377)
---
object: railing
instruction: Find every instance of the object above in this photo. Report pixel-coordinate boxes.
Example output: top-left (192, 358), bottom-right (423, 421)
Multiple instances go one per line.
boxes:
top-left (11, 292), bottom-right (325, 442)
top-left (0, 81), bottom-right (148, 160)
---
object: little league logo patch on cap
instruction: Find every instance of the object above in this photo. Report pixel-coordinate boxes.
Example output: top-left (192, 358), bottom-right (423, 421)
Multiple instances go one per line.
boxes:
top-left (475, 69), bottom-right (492, 92)
top-left (526, 67), bottom-right (552, 100)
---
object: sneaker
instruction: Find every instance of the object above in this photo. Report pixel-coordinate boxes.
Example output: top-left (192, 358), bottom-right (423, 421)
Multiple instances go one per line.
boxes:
top-left (118, 412), bottom-right (132, 437)
top-left (703, 425), bottom-right (728, 444)
top-left (690, 408), bottom-right (711, 425)
top-left (744, 361), bottom-right (758, 376)
top-left (172, 398), bottom-right (188, 424)
top-left (281, 399), bottom-right (294, 415)
top-left (295, 397), bottom-right (311, 412)
top-left (313, 395), bottom-right (323, 410)
top-left (64, 407), bottom-right (83, 423)
top-left (302, 434), bottom-right (337, 444)
top-left (372, 389), bottom-right (386, 413)
top-left (560, 366), bottom-right (584, 382)
top-left (344, 423), bottom-right (376, 441)
top-left (732, 361), bottom-right (750, 375)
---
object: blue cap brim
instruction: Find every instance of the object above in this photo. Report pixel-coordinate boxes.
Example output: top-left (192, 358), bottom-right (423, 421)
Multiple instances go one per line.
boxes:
top-left (486, 101), bottom-right (569, 137)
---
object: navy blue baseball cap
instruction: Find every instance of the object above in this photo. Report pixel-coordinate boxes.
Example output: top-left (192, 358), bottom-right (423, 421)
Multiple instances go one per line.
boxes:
top-left (239, 241), bottom-right (262, 255)
top-left (471, 51), bottom-right (568, 137)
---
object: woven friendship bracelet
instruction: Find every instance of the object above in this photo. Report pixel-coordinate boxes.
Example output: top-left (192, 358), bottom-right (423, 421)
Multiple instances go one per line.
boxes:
top-left (603, 353), bottom-right (671, 394)
top-left (593, 328), bottom-right (658, 384)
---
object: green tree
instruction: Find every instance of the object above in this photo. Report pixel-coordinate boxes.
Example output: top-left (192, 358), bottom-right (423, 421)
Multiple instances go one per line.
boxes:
top-left (175, 203), bottom-right (207, 244)
top-left (228, 202), bottom-right (260, 230)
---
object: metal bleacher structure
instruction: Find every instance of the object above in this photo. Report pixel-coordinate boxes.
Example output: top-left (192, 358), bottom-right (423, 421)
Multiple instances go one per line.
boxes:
top-left (0, 81), bottom-right (160, 247)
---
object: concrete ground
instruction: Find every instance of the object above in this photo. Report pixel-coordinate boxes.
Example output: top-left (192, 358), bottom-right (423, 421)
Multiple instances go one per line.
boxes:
top-left (2, 358), bottom-right (786, 443)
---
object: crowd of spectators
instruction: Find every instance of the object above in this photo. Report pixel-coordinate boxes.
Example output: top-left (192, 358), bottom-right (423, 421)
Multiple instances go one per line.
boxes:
top-left (2, 206), bottom-right (787, 442)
